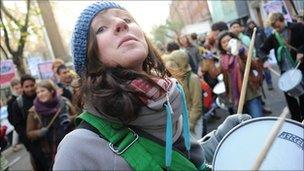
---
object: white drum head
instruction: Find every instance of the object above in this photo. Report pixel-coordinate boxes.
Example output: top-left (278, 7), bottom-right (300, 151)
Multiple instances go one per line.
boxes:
top-left (217, 74), bottom-right (224, 82)
top-left (213, 117), bottom-right (304, 171)
top-left (213, 82), bottom-right (226, 95)
top-left (278, 69), bottom-right (303, 91)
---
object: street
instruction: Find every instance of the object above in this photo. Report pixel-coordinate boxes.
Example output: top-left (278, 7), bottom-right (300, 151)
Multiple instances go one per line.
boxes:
top-left (1, 65), bottom-right (290, 170)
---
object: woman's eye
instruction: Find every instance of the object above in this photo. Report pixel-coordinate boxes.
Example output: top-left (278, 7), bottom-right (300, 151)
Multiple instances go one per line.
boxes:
top-left (96, 26), bottom-right (106, 34)
top-left (123, 18), bottom-right (131, 23)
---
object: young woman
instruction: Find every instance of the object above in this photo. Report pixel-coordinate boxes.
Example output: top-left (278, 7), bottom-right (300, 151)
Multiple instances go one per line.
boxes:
top-left (53, 1), bottom-right (251, 170)
top-left (215, 31), bottom-right (263, 118)
top-left (26, 80), bottom-right (76, 170)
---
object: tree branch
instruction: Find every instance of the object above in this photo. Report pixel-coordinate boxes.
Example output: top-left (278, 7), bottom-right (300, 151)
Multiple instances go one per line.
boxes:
top-left (17, 0), bottom-right (31, 55)
top-left (0, 14), bottom-right (15, 55)
top-left (0, 45), bottom-right (9, 59)
top-left (0, 0), bottom-right (21, 27)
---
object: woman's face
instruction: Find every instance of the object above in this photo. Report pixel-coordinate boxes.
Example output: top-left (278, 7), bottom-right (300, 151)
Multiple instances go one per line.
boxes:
top-left (90, 9), bottom-right (148, 71)
top-left (179, 36), bottom-right (188, 47)
top-left (220, 35), bottom-right (232, 52)
top-left (36, 86), bottom-right (53, 103)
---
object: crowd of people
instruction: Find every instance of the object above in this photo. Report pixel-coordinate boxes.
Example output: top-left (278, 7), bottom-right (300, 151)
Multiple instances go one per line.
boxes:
top-left (161, 12), bottom-right (304, 125)
top-left (3, 61), bottom-right (79, 170)
top-left (0, 1), bottom-right (303, 170)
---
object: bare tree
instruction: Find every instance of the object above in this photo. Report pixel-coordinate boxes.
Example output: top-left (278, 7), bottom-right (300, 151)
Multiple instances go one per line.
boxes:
top-left (0, 0), bottom-right (31, 75)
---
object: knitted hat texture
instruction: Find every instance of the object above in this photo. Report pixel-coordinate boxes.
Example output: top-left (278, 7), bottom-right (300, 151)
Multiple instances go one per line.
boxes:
top-left (71, 1), bottom-right (123, 75)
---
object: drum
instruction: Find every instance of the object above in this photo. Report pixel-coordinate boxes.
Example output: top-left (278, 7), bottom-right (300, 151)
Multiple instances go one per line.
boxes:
top-left (213, 81), bottom-right (226, 95)
top-left (278, 69), bottom-right (304, 97)
top-left (213, 117), bottom-right (304, 171)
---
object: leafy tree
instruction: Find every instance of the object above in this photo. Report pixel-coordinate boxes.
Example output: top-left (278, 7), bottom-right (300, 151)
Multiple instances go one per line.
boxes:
top-left (0, 0), bottom-right (32, 75)
top-left (165, 20), bottom-right (184, 38)
top-left (151, 19), bottom-right (184, 44)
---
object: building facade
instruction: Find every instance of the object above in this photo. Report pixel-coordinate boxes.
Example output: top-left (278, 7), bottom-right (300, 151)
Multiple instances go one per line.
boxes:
top-left (169, 1), bottom-right (211, 35)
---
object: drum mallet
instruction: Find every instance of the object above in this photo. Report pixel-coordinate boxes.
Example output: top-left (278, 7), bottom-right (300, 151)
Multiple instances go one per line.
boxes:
top-left (251, 107), bottom-right (289, 170)
top-left (237, 27), bottom-right (256, 114)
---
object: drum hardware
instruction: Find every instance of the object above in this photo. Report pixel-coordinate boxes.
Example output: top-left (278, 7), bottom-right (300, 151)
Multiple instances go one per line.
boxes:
top-left (278, 68), bottom-right (304, 97)
top-left (217, 74), bottom-right (223, 82)
top-left (212, 81), bottom-right (225, 95)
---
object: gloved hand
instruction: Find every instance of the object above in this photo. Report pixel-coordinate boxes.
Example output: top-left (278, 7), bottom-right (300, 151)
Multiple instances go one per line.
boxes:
top-left (198, 114), bottom-right (251, 164)
top-left (38, 127), bottom-right (49, 138)
top-left (214, 114), bottom-right (251, 141)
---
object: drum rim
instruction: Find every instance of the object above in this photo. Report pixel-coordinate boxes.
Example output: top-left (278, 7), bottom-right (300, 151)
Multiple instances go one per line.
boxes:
top-left (212, 116), bottom-right (304, 169)
top-left (278, 69), bottom-right (303, 91)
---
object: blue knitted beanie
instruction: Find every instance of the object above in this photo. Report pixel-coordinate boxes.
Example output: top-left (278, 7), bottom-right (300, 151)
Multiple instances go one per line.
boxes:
top-left (71, 1), bottom-right (123, 76)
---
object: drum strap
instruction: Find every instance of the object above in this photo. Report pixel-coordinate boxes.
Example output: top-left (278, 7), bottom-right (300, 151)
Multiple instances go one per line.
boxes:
top-left (274, 31), bottom-right (296, 67)
top-left (76, 112), bottom-right (210, 171)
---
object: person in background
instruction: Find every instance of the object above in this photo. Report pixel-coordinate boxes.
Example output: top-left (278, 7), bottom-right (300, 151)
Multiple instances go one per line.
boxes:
top-left (56, 64), bottom-right (73, 101)
top-left (260, 12), bottom-right (304, 122)
top-left (190, 32), bottom-right (200, 48)
top-left (0, 122), bottom-right (9, 171)
top-left (245, 19), bottom-right (274, 91)
top-left (215, 31), bottom-right (264, 118)
top-left (53, 2), bottom-right (251, 170)
top-left (6, 78), bottom-right (23, 152)
top-left (11, 75), bottom-right (47, 171)
top-left (204, 21), bottom-right (228, 54)
top-left (27, 80), bottom-right (76, 170)
top-left (200, 21), bottom-right (228, 90)
top-left (178, 34), bottom-right (201, 74)
top-left (245, 19), bottom-right (273, 115)
top-left (165, 49), bottom-right (204, 139)
top-left (166, 41), bottom-right (180, 54)
top-left (50, 59), bottom-right (65, 84)
top-left (161, 41), bottom-right (180, 62)
top-left (229, 21), bottom-right (252, 50)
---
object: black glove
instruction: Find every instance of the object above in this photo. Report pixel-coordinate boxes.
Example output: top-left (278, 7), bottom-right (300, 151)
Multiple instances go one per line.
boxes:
top-left (38, 127), bottom-right (49, 138)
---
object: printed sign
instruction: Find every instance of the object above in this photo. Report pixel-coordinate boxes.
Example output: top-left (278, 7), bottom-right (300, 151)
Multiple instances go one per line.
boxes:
top-left (0, 60), bottom-right (16, 86)
top-left (38, 61), bottom-right (54, 79)
top-left (263, 0), bottom-right (292, 22)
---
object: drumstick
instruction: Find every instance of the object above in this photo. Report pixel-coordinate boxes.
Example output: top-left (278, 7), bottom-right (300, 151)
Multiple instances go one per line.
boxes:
top-left (251, 107), bottom-right (289, 171)
top-left (294, 62), bottom-right (301, 70)
top-left (267, 66), bottom-right (280, 77)
top-left (237, 27), bottom-right (257, 114)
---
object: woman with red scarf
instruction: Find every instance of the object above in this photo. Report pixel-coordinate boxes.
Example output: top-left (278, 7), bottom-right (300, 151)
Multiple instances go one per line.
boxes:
top-left (26, 80), bottom-right (76, 170)
top-left (215, 31), bottom-right (264, 118)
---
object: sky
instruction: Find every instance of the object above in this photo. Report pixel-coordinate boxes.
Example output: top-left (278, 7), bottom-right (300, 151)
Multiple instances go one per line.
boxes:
top-left (53, 1), bottom-right (171, 37)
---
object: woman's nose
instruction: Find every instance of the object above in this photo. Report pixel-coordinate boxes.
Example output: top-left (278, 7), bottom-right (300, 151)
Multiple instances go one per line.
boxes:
top-left (114, 19), bottom-right (128, 33)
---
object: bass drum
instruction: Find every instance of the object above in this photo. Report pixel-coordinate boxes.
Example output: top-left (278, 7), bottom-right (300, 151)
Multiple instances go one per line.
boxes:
top-left (212, 117), bottom-right (304, 171)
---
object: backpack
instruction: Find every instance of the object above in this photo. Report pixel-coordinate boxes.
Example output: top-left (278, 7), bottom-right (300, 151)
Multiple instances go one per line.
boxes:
top-left (200, 79), bottom-right (213, 110)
